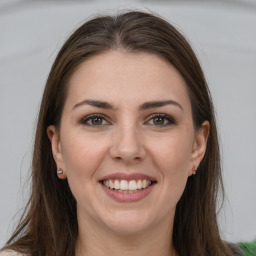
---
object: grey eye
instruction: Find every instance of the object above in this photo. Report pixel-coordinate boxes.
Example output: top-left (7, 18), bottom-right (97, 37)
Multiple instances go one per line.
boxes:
top-left (147, 114), bottom-right (175, 126)
top-left (152, 116), bottom-right (167, 126)
top-left (90, 117), bottom-right (104, 125)
top-left (81, 115), bottom-right (109, 126)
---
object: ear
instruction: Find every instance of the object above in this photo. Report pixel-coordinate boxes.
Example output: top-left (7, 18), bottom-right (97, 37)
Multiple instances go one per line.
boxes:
top-left (47, 125), bottom-right (66, 179)
top-left (189, 121), bottom-right (210, 176)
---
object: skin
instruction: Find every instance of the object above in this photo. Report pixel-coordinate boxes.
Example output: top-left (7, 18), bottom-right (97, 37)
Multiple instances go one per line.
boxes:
top-left (47, 50), bottom-right (209, 256)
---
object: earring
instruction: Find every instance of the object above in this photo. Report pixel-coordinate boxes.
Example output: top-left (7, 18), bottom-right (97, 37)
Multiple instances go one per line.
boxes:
top-left (192, 165), bottom-right (197, 175)
top-left (57, 168), bottom-right (63, 176)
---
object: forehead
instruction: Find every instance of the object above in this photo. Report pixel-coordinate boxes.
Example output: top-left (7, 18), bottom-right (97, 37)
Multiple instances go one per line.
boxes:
top-left (65, 50), bottom-right (191, 110)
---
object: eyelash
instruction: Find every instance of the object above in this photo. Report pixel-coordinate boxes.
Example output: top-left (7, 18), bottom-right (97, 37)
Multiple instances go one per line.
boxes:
top-left (146, 113), bottom-right (176, 127)
top-left (80, 114), bottom-right (110, 126)
top-left (79, 113), bottom-right (176, 127)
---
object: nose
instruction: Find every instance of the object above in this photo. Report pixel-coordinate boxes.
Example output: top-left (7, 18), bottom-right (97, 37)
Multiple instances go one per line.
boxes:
top-left (109, 123), bottom-right (146, 164)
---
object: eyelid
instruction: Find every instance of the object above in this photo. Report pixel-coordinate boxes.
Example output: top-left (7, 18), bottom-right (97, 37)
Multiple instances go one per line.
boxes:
top-left (80, 113), bottom-right (110, 126)
top-left (78, 112), bottom-right (175, 127)
top-left (146, 113), bottom-right (176, 126)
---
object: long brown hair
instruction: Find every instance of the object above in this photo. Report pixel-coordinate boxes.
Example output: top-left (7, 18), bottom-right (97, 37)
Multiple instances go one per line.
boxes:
top-left (3, 11), bottom-right (235, 256)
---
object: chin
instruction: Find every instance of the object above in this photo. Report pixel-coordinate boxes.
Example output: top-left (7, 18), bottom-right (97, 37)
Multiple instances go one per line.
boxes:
top-left (100, 209), bottom-right (156, 235)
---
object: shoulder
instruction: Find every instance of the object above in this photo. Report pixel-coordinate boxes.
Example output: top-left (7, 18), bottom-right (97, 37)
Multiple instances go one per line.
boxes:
top-left (0, 250), bottom-right (27, 256)
top-left (237, 241), bottom-right (256, 256)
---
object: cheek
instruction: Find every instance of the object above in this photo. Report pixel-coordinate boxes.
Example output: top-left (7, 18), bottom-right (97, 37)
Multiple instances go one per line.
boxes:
top-left (59, 133), bottom-right (108, 209)
top-left (151, 133), bottom-right (193, 175)
top-left (160, 142), bottom-right (190, 190)
top-left (60, 132), bottom-right (108, 178)
top-left (149, 132), bottom-right (193, 200)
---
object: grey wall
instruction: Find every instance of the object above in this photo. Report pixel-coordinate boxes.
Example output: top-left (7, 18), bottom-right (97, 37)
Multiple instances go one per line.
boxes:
top-left (1, 0), bottom-right (256, 246)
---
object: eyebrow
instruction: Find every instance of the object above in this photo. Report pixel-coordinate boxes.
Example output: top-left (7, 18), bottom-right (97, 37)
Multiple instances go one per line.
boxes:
top-left (72, 99), bottom-right (115, 110)
top-left (72, 99), bottom-right (183, 111)
top-left (139, 100), bottom-right (183, 111)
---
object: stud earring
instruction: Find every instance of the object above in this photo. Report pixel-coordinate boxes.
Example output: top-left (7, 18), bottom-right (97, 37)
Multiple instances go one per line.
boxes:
top-left (57, 168), bottom-right (63, 176)
top-left (192, 165), bottom-right (197, 175)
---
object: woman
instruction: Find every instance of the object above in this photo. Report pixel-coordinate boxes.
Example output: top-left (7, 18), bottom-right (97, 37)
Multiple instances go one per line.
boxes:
top-left (0, 11), bottom-right (254, 256)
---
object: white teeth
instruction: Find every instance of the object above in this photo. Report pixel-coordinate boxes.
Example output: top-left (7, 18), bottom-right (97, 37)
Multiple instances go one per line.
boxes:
top-left (137, 180), bottom-right (142, 189)
top-left (120, 180), bottom-right (128, 190)
top-left (109, 180), bottom-right (114, 189)
top-left (142, 179), bottom-right (149, 188)
top-left (114, 179), bottom-right (120, 189)
top-left (128, 180), bottom-right (137, 190)
top-left (103, 179), bottom-right (153, 192)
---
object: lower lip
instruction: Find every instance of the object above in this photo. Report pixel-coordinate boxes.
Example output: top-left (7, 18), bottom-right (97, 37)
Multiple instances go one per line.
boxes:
top-left (100, 183), bottom-right (156, 202)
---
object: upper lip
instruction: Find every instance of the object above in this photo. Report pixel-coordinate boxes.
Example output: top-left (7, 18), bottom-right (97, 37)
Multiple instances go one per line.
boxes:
top-left (100, 172), bottom-right (157, 182)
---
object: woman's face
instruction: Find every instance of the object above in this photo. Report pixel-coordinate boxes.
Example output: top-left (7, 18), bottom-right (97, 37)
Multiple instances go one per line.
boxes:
top-left (48, 50), bottom-right (209, 235)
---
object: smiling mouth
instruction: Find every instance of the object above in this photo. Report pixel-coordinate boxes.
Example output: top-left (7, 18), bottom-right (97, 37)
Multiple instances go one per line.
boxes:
top-left (101, 179), bottom-right (157, 193)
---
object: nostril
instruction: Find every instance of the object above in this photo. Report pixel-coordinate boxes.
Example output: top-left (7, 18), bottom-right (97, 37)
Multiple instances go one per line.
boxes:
top-left (114, 156), bottom-right (141, 161)
top-left (109, 140), bottom-right (146, 163)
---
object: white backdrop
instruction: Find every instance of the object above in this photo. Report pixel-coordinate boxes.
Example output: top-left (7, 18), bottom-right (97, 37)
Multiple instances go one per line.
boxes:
top-left (0, 0), bottom-right (256, 246)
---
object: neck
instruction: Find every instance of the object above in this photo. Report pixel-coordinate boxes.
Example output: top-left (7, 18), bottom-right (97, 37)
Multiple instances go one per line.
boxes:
top-left (75, 212), bottom-right (176, 256)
